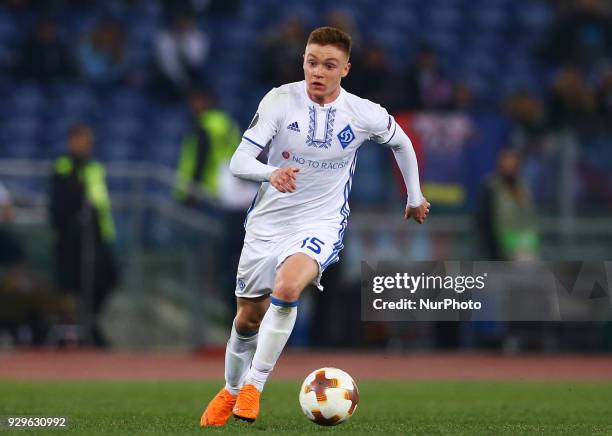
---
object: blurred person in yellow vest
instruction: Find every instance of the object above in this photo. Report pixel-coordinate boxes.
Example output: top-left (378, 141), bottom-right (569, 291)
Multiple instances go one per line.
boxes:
top-left (477, 148), bottom-right (540, 261)
top-left (175, 89), bottom-right (259, 316)
top-left (174, 88), bottom-right (243, 205)
top-left (49, 124), bottom-right (117, 347)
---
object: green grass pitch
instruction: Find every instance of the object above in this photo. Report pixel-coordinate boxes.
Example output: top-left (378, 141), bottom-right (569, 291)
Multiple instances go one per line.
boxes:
top-left (1, 380), bottom-right (612, 435)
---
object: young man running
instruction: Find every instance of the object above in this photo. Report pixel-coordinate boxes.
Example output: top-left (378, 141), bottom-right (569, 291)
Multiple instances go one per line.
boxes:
top-left (200, 26), bottom-right (429, 426)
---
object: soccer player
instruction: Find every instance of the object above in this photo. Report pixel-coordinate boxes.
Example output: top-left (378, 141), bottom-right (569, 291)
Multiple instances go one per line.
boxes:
top-left (200, 26), bottom-right (429, 426)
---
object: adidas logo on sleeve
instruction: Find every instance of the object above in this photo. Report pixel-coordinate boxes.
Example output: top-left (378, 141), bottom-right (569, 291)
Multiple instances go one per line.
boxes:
top-left (287, 121), bottom-right (300, 132)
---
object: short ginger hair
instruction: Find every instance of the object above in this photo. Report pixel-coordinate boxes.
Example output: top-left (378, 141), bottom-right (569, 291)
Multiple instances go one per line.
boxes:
top-left (306, 26), bottom-right (352, 59)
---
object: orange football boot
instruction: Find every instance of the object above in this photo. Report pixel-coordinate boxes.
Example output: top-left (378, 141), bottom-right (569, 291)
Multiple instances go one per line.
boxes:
top-left (232, 384), bottom-right (261, 423)
top-left (199, 387), bottom-right (237, 427)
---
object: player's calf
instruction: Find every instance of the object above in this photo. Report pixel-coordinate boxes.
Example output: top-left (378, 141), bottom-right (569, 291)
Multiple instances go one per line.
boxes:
top-left (234, 294), bottom-right (270, 333)
top-left (240, 297), bottom-right (298, 397)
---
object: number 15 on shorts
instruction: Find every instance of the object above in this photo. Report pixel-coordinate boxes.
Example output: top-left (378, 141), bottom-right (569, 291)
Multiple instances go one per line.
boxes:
top-left (300, 237), bottom-right (325, 254)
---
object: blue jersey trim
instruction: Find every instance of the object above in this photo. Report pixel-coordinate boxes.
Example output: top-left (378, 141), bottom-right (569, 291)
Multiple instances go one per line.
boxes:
top-left (321, 149), bottom-right (359, 270)
top-left (243, 135), bottom-right (265, 149)
top-left (380, 121), bottom-right (397, 145)
top-left (243, 190), bottom-right (259, 228)
top-left (271, 296), bottom-right (299, 307)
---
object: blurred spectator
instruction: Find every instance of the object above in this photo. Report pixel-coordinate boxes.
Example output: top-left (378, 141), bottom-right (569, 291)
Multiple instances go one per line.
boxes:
top-left (0, 180), bottom-right (24, 266)
top-left (548, 65), bottom-right (598, 132)
top-left (343, 44), bottom-right (397, 110)
top-left (203, 0), bottom-right (240, 17)
top-left (325, 9), bottom-right (362, 53)
top-left (161, 0), bottom-right (239, 18)
top-left (598, 68), bottom-right (612, 130)
top-left (161, 0), bottom-right (193, 17)
top-left (503, 89), bottom-right (547, 151)
top-left (504, 90), bottom-right (545, 132)
top-left (476, 149), bottom-right (540, 261)
top-left (174, 89), bottom-right (255, 315)
top-left (153, 13), bottom-right (209, 100)
top-left (1, 182), bottom-right (64, 347)
top-left (399, 44), bottom-right (454, 110)
top-left (0, 265), bottom-right (69, 347)
top-left (0, 180), bottom-right (13, 224)
top-left (257, 17), bottom-right (305, 86)
top-left (541, 0), bottom-right (611, 70)
top-left (13, 18), bottom-right (75, 82)
top-left (174, 88), bottom-right (241, 204)
top-left (450, 82), bottom-right (475, 112)
top-left (49, 124), bottom-right (117, 347)
top-left (1, 0), bottom-right (34, 10)
top-left (2, 0), bottom-right (92, 13)
top-left (77, 19), bottom-right (126, 86)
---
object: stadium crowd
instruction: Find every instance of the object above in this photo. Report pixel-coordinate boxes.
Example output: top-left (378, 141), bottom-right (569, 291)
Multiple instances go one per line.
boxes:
top-left (1, 0), bottom-right (610, 126)
top-left (0, 0), bottom-right (609, 208)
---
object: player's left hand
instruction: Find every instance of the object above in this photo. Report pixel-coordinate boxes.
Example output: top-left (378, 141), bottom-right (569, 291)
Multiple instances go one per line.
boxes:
top-left (404, 199), bottom-right (430, 224)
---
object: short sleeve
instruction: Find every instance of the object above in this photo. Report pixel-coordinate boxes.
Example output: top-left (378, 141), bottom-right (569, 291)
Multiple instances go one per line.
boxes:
top-left (241, 88), bottom-right (288, 150)
top-left (367, 104), bottom-right (397, 145)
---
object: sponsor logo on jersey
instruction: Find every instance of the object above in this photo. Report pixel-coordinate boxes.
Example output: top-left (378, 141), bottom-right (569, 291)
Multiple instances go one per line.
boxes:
top-left (291, 154), bottom-right (349, 170)
top-left (337, 124), bottom-right (355, 149)
top-left (287, 121), bottom-right (300, 132)
top-left (282, 151), bottom-right (290, 159)
top-left (248, 112), bottom-right (259, 129)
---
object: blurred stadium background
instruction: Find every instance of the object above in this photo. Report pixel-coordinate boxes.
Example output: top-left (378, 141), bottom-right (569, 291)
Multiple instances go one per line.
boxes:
top-left (0, 0), bottom-right (611, 356)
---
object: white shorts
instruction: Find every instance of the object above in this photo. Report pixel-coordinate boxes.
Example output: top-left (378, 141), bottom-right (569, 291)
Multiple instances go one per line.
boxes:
top-left (235, 227), bottom-right (342, 298)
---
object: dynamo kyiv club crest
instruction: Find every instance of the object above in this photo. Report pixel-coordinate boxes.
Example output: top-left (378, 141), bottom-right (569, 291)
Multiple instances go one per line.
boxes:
top-left (337, 124), bottom-right (355, 149)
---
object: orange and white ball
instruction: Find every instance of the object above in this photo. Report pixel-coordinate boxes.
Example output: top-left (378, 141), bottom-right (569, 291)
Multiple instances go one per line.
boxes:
top-left (298, 367), bottom-right (359, 426)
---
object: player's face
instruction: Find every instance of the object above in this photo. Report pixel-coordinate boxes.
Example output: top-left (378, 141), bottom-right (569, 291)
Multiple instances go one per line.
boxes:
top-left (303, 44), bottom-right (350, 104)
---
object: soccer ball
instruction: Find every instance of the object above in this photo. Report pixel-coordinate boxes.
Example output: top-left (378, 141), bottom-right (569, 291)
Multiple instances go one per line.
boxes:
top-left (298, 367), bottom-right (359, 426)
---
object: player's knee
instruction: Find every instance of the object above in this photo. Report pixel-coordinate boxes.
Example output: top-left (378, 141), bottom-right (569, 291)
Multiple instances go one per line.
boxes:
top-left (235, 311), bottom-right (263, 334)
top-left (235, 316), bottom-right (261, 334)
top-left (272, 279), bottom-right (301, 302)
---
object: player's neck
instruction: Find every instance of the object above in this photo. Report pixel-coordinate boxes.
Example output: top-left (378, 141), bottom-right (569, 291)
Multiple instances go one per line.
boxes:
top-left (307, 86), bottom-right (341, 106)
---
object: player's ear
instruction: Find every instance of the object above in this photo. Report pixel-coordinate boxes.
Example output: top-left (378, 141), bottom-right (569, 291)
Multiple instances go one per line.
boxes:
top-left (341, 62), bottom-right (351, 78)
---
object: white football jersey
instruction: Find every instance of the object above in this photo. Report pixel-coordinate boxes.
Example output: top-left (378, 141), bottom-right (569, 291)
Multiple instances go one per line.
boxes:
top-left (242, 80), bottom-right (398, 241)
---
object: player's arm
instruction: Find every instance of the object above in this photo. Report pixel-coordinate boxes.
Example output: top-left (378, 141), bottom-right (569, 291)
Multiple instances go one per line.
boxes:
top-left (229, 88), bottom-right (299, 193)
top-left (386, 127), bottom-right (430, 224)
top-left (369, 109), bottom-right (429, 224)
top-left (229, 144), bottom-right (299, 193)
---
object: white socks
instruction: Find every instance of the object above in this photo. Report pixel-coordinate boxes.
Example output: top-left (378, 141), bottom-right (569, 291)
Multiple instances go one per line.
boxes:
top-left (244, 298), bottom-right (298, 392)
top-left (224, 321), bottom-right (258, 396)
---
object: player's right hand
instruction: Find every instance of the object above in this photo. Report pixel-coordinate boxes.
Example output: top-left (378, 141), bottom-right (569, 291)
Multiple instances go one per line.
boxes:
top-left (270, 167), bottom-right (299, 193)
